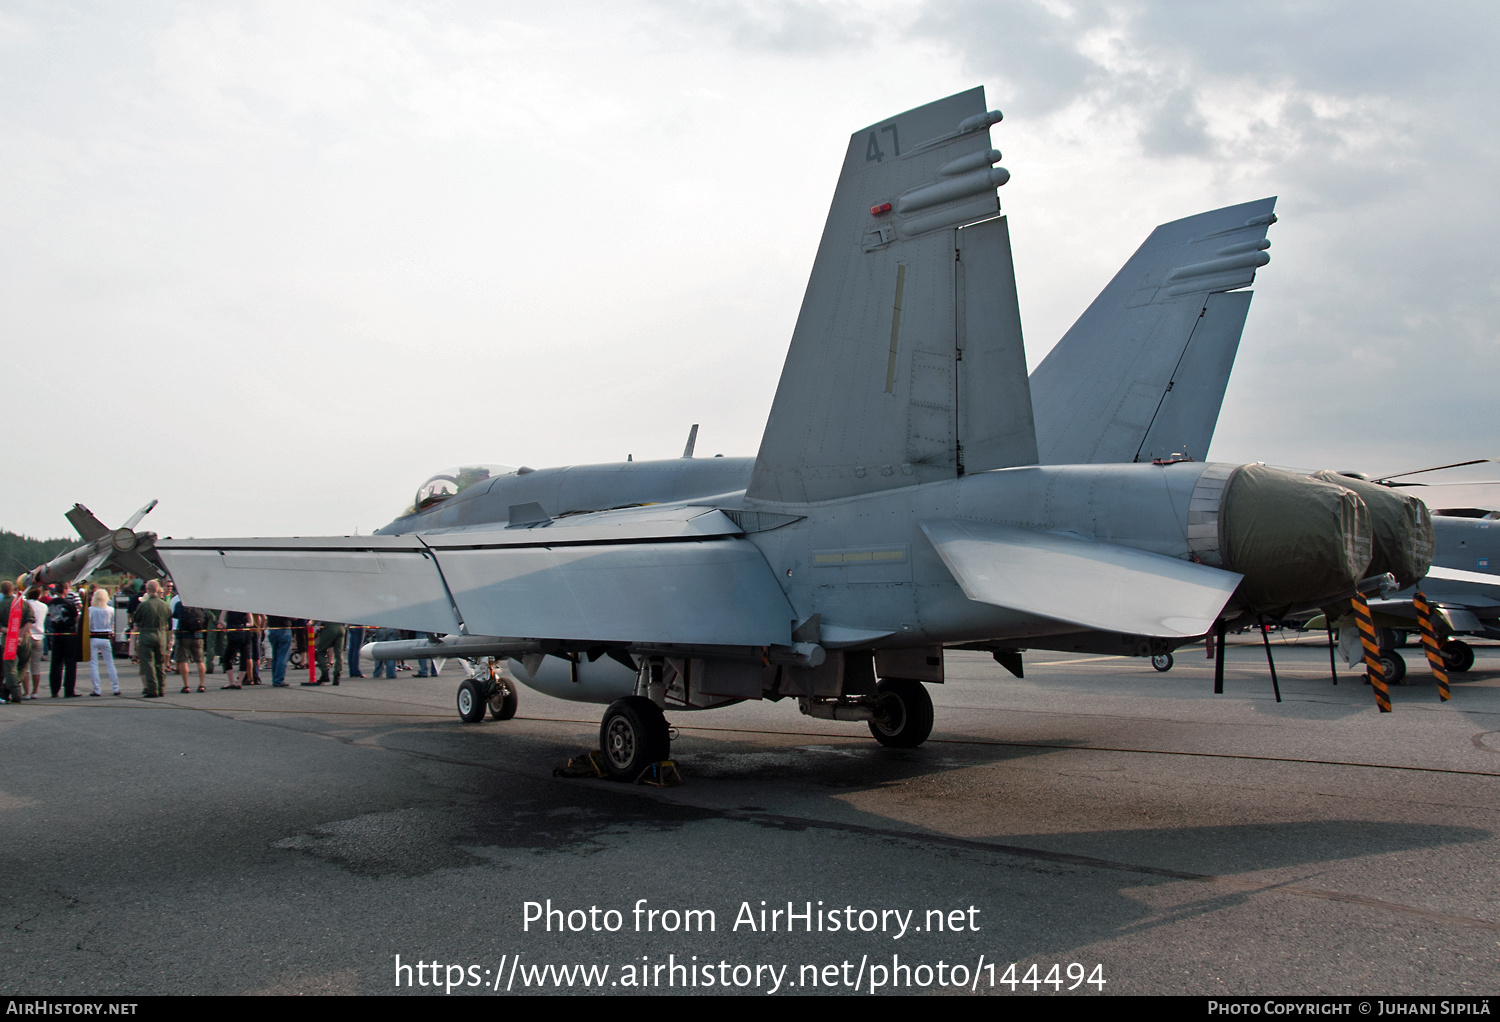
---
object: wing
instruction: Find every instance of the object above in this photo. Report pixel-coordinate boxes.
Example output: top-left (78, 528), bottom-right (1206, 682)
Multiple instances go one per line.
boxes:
top-left (157, 508), bottom-right (796, 646)
top-left (1425, 564), bottom-right (1500, 589)
top-left (921, 518), bottom-right (1242, 637)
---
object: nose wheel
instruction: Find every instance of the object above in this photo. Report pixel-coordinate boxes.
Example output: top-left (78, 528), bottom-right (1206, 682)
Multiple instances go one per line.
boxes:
top-left (488, 678), bottom-right (519, 720)
top-left (456, 674), bottom-right (520, 723)
top-left (457, 678), bottom-right (487, 722)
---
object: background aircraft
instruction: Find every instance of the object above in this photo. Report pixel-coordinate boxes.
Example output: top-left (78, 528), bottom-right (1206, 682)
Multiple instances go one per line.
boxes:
top-left (19, 501), bottom-right (167, 588)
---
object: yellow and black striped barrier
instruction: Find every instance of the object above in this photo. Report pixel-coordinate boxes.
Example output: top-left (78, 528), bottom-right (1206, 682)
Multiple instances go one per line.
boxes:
top-left (1352, 591), bottom-right (1392, 713)
top-left (1413, 591), bottom-right (1451, 702)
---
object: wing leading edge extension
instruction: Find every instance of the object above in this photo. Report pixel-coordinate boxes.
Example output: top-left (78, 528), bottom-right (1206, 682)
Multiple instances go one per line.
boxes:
top-left (920, 518), bottom-right (1243, 638)
top-left (158, 508), bottom-right (795, 647)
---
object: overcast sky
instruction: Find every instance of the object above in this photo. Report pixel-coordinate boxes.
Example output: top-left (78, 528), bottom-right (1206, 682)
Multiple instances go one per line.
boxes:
top-left (3, 1), bottom-right (1497, 541)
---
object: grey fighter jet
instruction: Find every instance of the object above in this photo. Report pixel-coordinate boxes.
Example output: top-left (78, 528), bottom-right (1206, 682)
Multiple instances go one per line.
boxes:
top-left (159, 89), bottom-right (1382, 780)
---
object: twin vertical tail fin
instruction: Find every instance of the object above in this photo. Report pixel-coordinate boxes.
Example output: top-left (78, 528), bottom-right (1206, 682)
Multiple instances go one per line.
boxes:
top-left (746, 88), bottom-right (1037, 504)
top-left (1029, 199), bottom-right (1277, 465)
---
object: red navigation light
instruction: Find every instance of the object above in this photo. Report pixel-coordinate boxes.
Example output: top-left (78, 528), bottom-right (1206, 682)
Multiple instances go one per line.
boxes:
top-left (870, 202), bottom-right (892, 216)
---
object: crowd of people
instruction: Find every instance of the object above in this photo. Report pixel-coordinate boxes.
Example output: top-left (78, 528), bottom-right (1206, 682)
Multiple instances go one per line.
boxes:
top-left (1, 573), bottom-right (444, 703)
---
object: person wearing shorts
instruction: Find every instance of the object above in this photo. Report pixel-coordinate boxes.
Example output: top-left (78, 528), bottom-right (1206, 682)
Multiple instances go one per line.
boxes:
top-left (174, 622), bottom-right (206, 693)
top-left (218, 609), bottom-right (252, 688)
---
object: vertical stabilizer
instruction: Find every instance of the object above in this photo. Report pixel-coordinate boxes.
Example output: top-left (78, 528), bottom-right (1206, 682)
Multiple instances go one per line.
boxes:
top-left (1030, 198), bottom-right (1276, 465)
top-left (747, 88), bottom-right (1036, 504)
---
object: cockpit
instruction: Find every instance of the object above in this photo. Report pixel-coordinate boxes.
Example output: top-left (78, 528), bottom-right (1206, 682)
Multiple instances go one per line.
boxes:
top-left (402, 464), bottom-right (518, 517)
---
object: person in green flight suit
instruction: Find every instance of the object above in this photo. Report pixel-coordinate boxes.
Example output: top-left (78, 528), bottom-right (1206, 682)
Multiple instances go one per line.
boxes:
top-left (131, 580), bottom-right (173, 698)
top-left (310, 620), bottom-right (346, 686)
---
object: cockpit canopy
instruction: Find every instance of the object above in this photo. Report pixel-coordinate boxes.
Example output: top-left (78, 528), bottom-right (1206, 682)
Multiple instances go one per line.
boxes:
top-left (403, 464), bottom-right (517, 517)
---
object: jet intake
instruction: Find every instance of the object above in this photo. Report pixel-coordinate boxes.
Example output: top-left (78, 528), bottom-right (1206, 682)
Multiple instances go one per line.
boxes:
top-left (1311, 470), bottom-right (1434, 589)
top-left (1200, 464), bottom-right (1373, 612)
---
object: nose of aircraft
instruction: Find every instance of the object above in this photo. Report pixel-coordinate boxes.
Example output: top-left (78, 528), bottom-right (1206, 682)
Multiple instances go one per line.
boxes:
top-left (1213, 464), bottom-right (1373, 612)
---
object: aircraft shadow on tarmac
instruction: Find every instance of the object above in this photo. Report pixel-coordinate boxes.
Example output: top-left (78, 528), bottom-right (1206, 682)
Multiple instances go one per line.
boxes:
top-left (926, 818), bottom-right (1495, 967)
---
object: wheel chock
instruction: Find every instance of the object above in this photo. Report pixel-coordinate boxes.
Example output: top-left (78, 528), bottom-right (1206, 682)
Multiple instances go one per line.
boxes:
top-left (552, 749), bottom-right (607, 778)
top-left (636, 760), bottom-right (682, 787)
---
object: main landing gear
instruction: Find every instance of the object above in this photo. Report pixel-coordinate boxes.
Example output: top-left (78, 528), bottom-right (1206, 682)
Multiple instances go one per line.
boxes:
top-left (1441, 639), bottom-right (1475, 673)
top-left (866, 678), bottom-right (934, 748)
top-left (455, 660), bottom-right (520, 723)
top-left (599, 696), bottom-right (672, 780)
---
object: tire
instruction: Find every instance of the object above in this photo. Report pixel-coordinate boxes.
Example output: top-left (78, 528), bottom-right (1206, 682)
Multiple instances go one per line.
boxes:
top-left (1378, 650), bottom-right (1407, 685)
top-left (1441, 639), bottom-right (1475, 673)
top-left (599, 696), bottom-right (670, 779)
top-left (456, 678), bottom-right (487, 723)
top-left (867, 679), bottom-right (934, 748)
top-left (488, 679), bottom-right (519, 720)
top-left (1151, 652), bottom-right (1174, 672)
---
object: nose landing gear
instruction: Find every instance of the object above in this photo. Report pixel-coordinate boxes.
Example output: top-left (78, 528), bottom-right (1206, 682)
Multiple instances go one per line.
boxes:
top-left (455, 659), bottom-right (521, 723)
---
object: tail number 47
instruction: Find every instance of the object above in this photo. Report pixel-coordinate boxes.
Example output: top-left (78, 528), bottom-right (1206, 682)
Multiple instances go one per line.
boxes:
top-left (866, 124), bottom-right (901, 162)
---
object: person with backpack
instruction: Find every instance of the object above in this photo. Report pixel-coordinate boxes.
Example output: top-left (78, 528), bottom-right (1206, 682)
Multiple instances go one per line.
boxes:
top-left (46, 581), bottom-right (83, 698)
top-left (171, 595), bottom-right (208, 693)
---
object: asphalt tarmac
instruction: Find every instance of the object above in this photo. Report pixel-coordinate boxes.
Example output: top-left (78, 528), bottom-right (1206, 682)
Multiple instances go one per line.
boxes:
top-left (2, 636), bottom-right (1497, 997)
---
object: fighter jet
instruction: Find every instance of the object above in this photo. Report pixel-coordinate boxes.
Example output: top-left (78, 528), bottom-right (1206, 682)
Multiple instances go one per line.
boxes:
top-left (20, 500), bottom-right (167, 587)
top-left (1334, 464), bottom-right (1500, 679)
top-left (159, 88), bottom-right (1382, 780)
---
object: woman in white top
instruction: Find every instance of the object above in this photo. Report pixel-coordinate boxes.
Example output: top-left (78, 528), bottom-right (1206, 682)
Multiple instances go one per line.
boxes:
top-left (26, 587), bottom-right (46, 699)
top-left (87, 587), bottom-right (120, 696)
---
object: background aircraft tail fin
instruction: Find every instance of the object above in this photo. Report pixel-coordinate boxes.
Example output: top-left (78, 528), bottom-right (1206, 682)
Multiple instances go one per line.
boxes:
top-left (747, 88), bottom-right (1037, 504)
top-left (1029, 198), bottom-right (1277, 465)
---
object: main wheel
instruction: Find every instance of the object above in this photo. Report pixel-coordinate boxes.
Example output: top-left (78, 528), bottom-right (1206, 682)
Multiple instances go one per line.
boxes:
top-left (1441, 639), bottom-right (1475, 673)
top-left (1151, 652), bottom-right (1174, 672)
top-left (867, 678), bottom-right (934, 748)
top-left (488, 679), bottom-right (519, 720)
top-left (1378, 650), bottom-right (1407, 685)
top-left (456, 678), bottom-right (487, 723)
top-left (599, 696), bottom-right (670, 779)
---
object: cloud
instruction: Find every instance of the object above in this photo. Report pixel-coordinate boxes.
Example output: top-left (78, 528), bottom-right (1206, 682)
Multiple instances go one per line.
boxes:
top-left (657, 0), bottom-right (877, 54)
top-left (911, 0), bottom-right (1500, 478)
top-left (1138, 88), bottom-right (1209, 156)
top-left (913, 0), bottom-right (1106, 114)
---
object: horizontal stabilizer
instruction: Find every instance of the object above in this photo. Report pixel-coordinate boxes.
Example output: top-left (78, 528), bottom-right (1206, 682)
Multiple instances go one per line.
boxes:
top-left (1425, 565), bottom-right (1500, 589)
top-left (920, 518), bottom-right (1242, 637)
